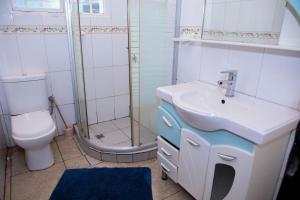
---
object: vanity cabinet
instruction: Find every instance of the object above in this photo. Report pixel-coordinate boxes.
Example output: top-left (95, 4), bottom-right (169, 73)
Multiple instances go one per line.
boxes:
top-left (178, 129), bottom-right (210, 200)
top-left (157, 100), bottom-right (293, 200)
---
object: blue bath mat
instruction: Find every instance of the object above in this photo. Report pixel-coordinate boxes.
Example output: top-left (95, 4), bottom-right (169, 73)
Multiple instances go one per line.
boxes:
top-left (50, 167), bottom-right (153, 200)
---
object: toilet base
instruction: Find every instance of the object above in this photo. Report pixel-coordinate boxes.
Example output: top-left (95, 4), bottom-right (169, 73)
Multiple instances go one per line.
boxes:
top-left (25, 144), bottom-right (54, 170)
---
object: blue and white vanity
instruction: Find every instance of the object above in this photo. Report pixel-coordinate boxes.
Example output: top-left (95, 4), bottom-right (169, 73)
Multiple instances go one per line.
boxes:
top-left (156, 81), bottom-right (300, 200)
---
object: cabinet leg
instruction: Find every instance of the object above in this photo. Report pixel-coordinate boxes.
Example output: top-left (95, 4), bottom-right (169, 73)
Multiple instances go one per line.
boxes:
top-left (161, 171), bottom-right (168, 180)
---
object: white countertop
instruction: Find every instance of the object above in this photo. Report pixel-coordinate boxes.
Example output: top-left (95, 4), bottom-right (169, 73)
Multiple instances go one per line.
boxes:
top-left (157, 81), bottom-right (300, 145)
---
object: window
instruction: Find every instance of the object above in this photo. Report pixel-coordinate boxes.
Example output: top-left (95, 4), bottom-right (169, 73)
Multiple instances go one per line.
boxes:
top-left (79, 0), bottom-right (104, 14)
top-left (13, 0), bottom-right (62, 12)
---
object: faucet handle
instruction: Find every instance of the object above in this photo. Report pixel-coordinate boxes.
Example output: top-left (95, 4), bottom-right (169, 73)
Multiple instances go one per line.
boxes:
top-left (220, 70), bottom-right (238, 75)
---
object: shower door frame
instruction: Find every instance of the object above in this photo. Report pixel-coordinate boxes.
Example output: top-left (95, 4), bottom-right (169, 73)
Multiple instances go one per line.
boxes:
top-left (65, 0), bottom-right (90, 139)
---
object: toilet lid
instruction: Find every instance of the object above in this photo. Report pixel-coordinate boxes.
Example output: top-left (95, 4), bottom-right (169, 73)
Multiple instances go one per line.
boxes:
top-left (12, 110), bottom-right (56, 139)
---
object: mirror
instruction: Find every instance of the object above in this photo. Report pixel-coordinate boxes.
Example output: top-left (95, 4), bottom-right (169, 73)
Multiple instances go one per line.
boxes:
top-left (202, 0), bottom-right (287, 45)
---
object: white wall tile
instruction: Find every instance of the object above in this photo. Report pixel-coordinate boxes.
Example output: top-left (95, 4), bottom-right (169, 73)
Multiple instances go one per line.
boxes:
top-left (90, 16), bottom-right (112, 26)
top-left (113, 66), bottom-right (129, 95)
top-left (87, 100), bottom-right (97, 125)
top-left (17, 34), bottom-right (48, 74)
top-left (177, 43), bottom-right (202, 82)
top-left (112, 34), bottom-right (128, 66)
top-left (13, 13), bottom-right (43, 25)
top-left (55, 103), bottom-right (76, 135)
top-left (257, 50), bottom-right (300, 108)
top-left (111, 0), bottom-right (127, 26)
top-left (92, 34), bottom-right (113, 67)
top-left (223, 1), bottom-right (240, 32)
top-left (210, 2), bottom-right (225, 31)
top-left (180, 0), bottom-right (204, 26)
top-left (82, 34), bottom-right (93, 68)
top-left (51, 71), bottom-right (74, 105)
top-left (237, 0), bottom-right (257, 32)
top-left (0, 34), bottom-right (22, 76)
top-left (199, 43), bottom-right (229, 84)
top-left (97, 97), bottom-right (115, 122)
top-left (45, 73), bottom-right (53, 97)
top-left (80, 15), bottom-right (91, 26)
top-left (45, 34), bottom-right (70, 71)
top-left (42, 14), bottom-right (66, 25)
top-left (3, 115), bottom-right (14, 146)
top-left (0, 83), bottom-right (9, 114)
top-left (0, 14), bottom-right (13, 25)
top-left (84, 68), bottom-right (96, 100)
top-left (227, 46), bottom-right (264, 96)
top-left (0, 0), bottom-right (11, 15)
top-left (115, 94), bottom-right (129, 118)
top-left (95, 67), bottom-right (114, 98)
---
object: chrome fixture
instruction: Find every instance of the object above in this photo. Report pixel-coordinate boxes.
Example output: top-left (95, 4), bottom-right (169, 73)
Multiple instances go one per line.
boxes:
top-left (217, 70), bottom-right (238, 97)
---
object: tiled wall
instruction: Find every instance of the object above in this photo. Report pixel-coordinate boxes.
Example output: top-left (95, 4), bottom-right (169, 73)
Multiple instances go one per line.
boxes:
top-left (177, 0), bottom-right (300, 110)
top-left (0, 0), bottom-right (129, 146)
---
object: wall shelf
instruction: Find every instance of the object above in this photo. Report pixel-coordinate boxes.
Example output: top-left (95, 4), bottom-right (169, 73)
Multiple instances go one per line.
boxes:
top-left (173, 37), bottom-right (300, 52)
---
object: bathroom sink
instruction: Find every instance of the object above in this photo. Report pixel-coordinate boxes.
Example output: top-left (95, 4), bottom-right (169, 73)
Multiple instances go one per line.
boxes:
top-left (173, 87), bottom-right (249, 133)
top-left (157, 81), bottom-right (300, 144)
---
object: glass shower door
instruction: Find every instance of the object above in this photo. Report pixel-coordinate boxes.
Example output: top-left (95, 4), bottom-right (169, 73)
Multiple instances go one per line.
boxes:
top-left (129, 0), bottom-right (177, 145)
top-left (65, 0), bottom-right (89, 139)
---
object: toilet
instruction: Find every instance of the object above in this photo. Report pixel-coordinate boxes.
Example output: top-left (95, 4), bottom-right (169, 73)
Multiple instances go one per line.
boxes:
top-left (1, 73), bottom-right (56, 170)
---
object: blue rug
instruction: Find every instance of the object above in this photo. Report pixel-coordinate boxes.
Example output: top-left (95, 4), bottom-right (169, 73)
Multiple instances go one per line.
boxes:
top-left (50, 167), bottom-right (153, 200)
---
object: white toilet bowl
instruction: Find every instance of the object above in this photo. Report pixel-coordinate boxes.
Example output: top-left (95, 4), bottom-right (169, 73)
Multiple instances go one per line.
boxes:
top-left (12, 110), bottom-right (56, 170)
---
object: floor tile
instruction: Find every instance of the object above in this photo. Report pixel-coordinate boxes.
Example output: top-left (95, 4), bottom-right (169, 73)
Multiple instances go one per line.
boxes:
top-left (51, 142), bottom-right (63, 163)
top-left (85, 154), bottom-right (102, 166)
top-left (112, 117), bottom-right (131, 129)
top-left (144, 161), bottom-right (182, 200)
top-left (11, 162), bottom-right (65, 200)
top-left (11, 147), bottom-right (29, 176)
top-left (163, 190), bottom-right (195, 200)
top-left (65, 156), bottom-right (90, 169)
top-left (56, 137), bottom-right (82, 161)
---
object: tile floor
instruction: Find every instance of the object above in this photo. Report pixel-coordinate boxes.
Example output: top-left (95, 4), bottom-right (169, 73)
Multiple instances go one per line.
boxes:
top-left (88, 117), bottom-right (157, 147)
top-left (5, 135), bottom-right (194, 200)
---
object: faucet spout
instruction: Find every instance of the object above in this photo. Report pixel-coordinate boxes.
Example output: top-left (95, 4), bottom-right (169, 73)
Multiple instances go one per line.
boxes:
top-left (218, 70), bottom-right (238, 97)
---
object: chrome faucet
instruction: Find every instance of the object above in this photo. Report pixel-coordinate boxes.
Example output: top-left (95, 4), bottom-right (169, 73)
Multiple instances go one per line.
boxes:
top-left (217, 70), bottom-right (238, 97)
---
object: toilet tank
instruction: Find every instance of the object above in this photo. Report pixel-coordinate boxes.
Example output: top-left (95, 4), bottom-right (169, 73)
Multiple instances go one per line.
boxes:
top-left (1, 74), bottom-right (49, 115)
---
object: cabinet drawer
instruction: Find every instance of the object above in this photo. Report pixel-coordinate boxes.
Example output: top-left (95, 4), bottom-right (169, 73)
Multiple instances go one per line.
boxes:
top-left (157, 136), bottom-right (179, 166)
top-left (157, 106), bottom-right (181, 148)
top-left (157, 152), bottom-right (178, 182)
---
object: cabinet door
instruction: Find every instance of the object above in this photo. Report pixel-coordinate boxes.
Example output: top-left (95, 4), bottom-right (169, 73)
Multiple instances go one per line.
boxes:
top-left (157, 106), bottom-right (181, 148)
top-left (178, 129), bottom-right (210, 200)
top-left (203, 145), bottom-right (254, 200)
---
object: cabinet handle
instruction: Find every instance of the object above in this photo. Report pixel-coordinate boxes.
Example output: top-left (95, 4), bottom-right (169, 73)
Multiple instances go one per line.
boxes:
top-left (186, 138), bottom-right (200, 147)
top-left (161, 148), bottom-right (171, 156)
top-left (217, 153), bottom-right (236, 161)
top-left (162, 116), bottom-right (173, 127)
top-left (161, 163), bottom-right (171, 173)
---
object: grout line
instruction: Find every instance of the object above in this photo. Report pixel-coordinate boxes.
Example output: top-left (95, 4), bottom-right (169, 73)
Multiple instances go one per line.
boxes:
top-left (54, 140), bottom-right (67, 169)
top-left (161, 189), bottom-right (185, 200)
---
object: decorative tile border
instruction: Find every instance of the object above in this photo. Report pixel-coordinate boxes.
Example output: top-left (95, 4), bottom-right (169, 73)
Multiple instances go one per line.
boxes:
top-left (81, 26), bottom-right (128, 34)
top-left (179, 26), bottom-right (279, 40)
top-left (180, 26), bottom-right (203, 37)
top-left (0, 25), bottom-right (128, 34)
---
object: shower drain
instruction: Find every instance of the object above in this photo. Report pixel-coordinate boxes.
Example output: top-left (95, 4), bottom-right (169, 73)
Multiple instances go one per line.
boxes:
top-left (95, 134), bottom-right (104, 140)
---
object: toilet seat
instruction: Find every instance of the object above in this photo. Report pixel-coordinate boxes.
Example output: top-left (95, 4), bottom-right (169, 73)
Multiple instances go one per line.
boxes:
top-left (12, 110), bottom-right (55, 139)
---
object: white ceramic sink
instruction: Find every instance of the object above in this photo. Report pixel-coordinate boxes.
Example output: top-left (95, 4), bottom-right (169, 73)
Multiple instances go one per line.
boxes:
top-left (157, 81), bottom-right (300, 144)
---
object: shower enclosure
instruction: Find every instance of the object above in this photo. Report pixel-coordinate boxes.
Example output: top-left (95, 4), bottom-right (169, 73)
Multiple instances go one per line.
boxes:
top-left (65, 0), bottom-right (178, 160)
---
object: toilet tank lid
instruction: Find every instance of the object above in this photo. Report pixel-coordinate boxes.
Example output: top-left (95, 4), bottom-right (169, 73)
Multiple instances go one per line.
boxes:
top-left (0, 73), bottom-right (46, 83)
